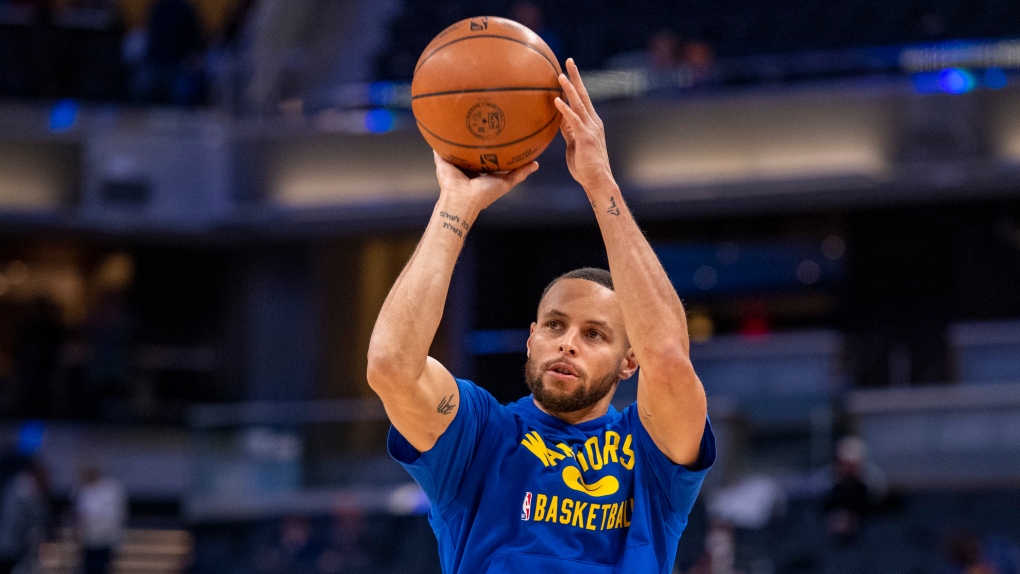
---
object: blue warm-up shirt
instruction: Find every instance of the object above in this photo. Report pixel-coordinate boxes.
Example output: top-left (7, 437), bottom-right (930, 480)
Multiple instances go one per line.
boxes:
top-left (388, 378), bottom-right (716, 574)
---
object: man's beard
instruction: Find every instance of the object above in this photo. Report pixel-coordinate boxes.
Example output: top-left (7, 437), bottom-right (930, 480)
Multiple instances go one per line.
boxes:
top-left (524, 356), bottom-right (619, 414)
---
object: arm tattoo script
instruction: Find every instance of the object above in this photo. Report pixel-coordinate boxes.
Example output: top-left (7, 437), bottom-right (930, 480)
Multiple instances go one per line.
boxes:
top-left (437, 394), bottom-right (457, 415)
top-left (606, 197), bottom-right (621, 216)
top-left (439, 210), bottom-right (470, 238)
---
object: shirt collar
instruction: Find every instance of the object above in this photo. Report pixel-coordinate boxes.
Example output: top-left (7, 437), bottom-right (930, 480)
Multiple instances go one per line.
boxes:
top-left (510, 395), bottom-right (620, 433)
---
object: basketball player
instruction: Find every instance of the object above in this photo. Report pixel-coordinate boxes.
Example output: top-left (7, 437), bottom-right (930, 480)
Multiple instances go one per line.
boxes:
top-left (367, 58), bottom-right (714, 573)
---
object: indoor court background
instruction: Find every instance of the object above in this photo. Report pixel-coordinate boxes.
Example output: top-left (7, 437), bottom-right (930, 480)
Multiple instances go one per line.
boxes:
top-left (2, 0), bottom-right (1020, 572)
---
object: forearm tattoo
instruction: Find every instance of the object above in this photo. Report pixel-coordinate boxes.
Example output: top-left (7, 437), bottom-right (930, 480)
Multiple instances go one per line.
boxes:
top-left (437, 394), bottom-right (457, 415)
top-left (439, 210), bottom-right (471, 238)
top-left (606, 197), bottom-right (621, 216)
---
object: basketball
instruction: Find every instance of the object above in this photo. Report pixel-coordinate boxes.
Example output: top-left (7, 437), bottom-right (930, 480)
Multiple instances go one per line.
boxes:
top-left (411, 16), bottom-right (563, 173)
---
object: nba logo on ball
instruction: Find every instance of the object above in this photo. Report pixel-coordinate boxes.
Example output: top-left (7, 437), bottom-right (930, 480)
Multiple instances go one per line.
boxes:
top-left (480, 154), bottom-right (500, 170)
top-left (466, 102), bottom-right (505, 139)
top-left (521, 492), bottom-right (532, 520)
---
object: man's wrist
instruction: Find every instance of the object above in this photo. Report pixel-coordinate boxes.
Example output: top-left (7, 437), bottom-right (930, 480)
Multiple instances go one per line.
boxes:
top-left (433, 196), bottom-right (479, 240)
top-left (437, 189), bottom-right (484, 218)
top-left (584, 179), bottom-right (624, 214)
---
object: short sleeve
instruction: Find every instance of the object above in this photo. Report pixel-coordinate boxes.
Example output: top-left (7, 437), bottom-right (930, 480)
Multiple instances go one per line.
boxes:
top-left (629, 407), bottom-right (716, 520)
top-left (387, 378), bottom-right (499, 510)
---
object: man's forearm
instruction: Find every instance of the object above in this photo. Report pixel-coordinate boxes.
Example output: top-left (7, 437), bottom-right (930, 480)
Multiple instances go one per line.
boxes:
top-left (556, 58), bottom-right (706, 464)
top-left (592, 179), bottom-right (708, 465)
top-left (367, 196), bottom-right (479, 383)
top-left (589, 180), bottom-right (689, 359)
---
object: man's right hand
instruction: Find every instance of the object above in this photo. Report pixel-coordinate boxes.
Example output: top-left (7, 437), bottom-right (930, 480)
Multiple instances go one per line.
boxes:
top-left (366, 152), bottom-right (537, 453)
top-left (434, 151), bottom-right (539, 213)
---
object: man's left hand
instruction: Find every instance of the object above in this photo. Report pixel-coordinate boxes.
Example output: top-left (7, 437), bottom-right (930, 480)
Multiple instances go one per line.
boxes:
top-left (555, 58), bottom-right (616, 194)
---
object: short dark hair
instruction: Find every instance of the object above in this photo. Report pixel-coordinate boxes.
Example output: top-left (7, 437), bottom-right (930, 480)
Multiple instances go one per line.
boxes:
top-left (540, 267), bottom-right (614, 301)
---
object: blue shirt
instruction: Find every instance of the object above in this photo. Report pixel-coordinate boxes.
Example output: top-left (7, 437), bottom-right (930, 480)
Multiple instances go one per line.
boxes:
top-left (388, 378), bottom-right (716, 574)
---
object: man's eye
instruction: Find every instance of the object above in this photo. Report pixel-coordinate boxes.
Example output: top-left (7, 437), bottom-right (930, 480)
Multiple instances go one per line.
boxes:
top-left (547, 321), bottom-right (561, 329)
top-left (587, 330), bottom-right (602, 339)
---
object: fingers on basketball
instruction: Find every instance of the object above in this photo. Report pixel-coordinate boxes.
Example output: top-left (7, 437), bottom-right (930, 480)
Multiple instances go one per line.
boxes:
top-left (411, 16), bottom-right (563, 174)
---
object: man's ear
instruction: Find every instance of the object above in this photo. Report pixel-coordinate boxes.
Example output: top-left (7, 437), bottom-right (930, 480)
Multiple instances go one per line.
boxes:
top-left (619, 347), bottom-right (639, 380)
top-left (526, 322), bottom-right (536, 357)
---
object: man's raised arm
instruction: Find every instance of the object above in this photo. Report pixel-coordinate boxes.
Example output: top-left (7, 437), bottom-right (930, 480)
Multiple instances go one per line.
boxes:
top-left (366, 152), bottom-right (538, 453)
top-left (555, 59), bottom-right (708, 467)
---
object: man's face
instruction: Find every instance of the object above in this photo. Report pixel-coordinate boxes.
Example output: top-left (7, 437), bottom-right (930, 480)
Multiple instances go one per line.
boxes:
top-left (525, 278), bottom-right (636, 414)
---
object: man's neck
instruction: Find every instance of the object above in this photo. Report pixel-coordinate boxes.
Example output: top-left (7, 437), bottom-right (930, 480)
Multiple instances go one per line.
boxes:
top-left (531, 390), bottom-right (617, 425)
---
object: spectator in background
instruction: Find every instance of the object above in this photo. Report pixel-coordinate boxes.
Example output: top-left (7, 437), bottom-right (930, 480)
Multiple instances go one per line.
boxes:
top-left (74, 464), bottom-right (127, 574)
top-left (255, 515), bottom-right (322, 574)
top-left (134, 0), bottom-right (205, 105)
top-left (0, 457), bottom-right (51, 574)
top-left (685, 520), bottom-right (739, 574)
top-left (508, 1), bottom-right (562, 59)
top-left (823, 436), bottom-right (886, 541)
top-left (945, 531), bottom-right (1020, 574)
top-left (683, 38), bottom-right (717, 88)
top-left (121, 1), bottom-right (149, 92)
top-left (945, 531), bottom-right (1000, 574)
top-left (204, 0), bottom-right (256, 112)
top-left (607, 28), bottom-right (717, 96)
top-left (220, 0), bottom-right (256, 50)
top-left (984, 535), bottom-right (1020, 574)
top-left (645, 28), bottom-right (684, 73)
top-left (315, 507), bottom-right (368, 574)
top-left (704, 474), bottom-right (786, 573)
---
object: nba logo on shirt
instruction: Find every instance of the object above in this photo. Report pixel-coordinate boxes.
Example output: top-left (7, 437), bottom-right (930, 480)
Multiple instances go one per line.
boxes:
top-left (521, 492), bottom-right (532, 520)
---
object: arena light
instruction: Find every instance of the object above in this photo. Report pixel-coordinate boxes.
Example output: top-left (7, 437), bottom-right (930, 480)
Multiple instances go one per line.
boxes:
top-left (273, 136), bottom-right (437, 206)
top-left (918, 67), bottom-right (1006, 94)
top-left (988, 89), bottom-right (1020, 163)
top-left (18, 420), bottom-right (45, 455)
top-left (49, 99), bottom-right (78, 131)
top-left (276, 171), bottom-right (437, 206)
top-left (938, 68), bottom-right (976, 94)
top-left (0, 142), bottom-right (73, 210)
top-left (364, 108), bottom-right (396, 133)
top-left (900, 39), bottom-right (1020, 72)
top-left (627, 144), bottom-right (887, 187)
top-left (368, 81), bottom-right (401, 106)
top-left (619, 92), bottom-right (891, 187)
top-left (0, 174), bottom-right (63, 209)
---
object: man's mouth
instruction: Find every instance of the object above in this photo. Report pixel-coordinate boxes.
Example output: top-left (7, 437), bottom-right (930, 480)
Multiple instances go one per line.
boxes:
top-left (547, 362), bottom-right (578, 380)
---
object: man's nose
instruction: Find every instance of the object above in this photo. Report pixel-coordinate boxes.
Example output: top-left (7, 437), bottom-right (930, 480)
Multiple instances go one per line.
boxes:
top-left (558, 329), bottom-right (580, 355)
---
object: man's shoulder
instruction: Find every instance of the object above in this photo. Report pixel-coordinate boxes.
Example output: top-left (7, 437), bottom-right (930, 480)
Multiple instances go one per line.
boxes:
top-left (453, 377), bottom-right (522, 426)
top-left (454, 377), bottom-right (502, 409)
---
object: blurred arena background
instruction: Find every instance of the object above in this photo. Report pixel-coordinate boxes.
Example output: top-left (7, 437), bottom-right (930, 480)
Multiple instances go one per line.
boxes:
top-left (2, 0), bottom-right (1020, 572)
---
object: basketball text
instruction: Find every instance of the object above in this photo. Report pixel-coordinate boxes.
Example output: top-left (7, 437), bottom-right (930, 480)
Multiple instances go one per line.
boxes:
top-left (529, 494), bottom-right (635, 532)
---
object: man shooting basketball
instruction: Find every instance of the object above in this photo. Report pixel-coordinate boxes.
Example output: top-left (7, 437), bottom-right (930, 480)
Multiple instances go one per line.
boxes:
top-left (367, 58), bottom-right (714, 573)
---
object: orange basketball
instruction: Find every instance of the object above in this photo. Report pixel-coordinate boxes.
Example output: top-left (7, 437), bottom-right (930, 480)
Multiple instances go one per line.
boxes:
top-left (411, 16), bottom-right (562, 173)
